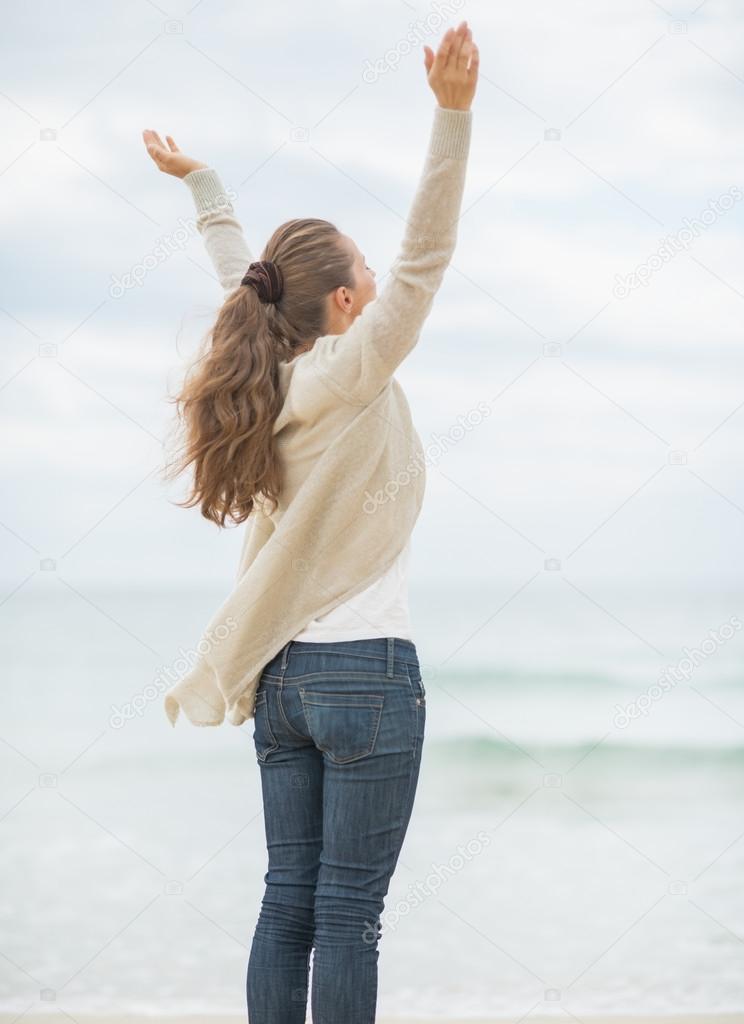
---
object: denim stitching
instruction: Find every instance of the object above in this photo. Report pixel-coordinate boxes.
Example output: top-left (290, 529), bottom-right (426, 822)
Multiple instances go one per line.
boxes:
top-left (277, 683), bottom-right (309, 741)
top-left (278, 640), bottom-right (417, 666)
top-left (280, 670), bottom-right (409, 685)
top-left (299, 692), bottom-right (385, 707)
top-left (299, 691), bottom-right (385, 764)
top-left (276, 641), bottom-right (309, 741)
top-left (254, 692), bottom-right (280, 760)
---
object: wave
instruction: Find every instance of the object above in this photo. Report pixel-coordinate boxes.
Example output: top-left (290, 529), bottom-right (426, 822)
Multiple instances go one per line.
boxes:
top-left (431, 733), bottom-right (744, 762)
top-left (429, 666), bottom-right (744, 690)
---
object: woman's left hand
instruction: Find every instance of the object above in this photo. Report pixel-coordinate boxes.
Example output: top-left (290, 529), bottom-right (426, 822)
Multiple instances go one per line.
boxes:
top-left (142, 130), bottom-right (206, 179)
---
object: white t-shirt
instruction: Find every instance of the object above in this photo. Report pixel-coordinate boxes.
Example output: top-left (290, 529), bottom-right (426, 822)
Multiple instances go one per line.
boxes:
top-left (292, 539), bottom-right (413, 642)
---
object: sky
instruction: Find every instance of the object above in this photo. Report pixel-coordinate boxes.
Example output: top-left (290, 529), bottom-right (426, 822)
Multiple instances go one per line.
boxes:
top-left (1, 0), bottom-right (743, 600)
top-left (4, 10), bottom-right (744, 1016)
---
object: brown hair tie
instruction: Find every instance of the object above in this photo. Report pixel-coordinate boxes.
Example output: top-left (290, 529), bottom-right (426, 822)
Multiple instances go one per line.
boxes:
top-left (240, 260), bottom-right (284, 304)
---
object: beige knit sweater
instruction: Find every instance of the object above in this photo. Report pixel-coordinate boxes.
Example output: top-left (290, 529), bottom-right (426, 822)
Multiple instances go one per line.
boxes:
top-left (164, 104), bottom-right (472, 727)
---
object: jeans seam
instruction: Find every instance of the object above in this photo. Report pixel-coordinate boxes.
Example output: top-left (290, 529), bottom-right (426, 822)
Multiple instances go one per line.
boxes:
top-left (281, 642), bottom-right (417, 666)
top-left (278, 650), bottom-right (309, 742)
top-left (281, 670), bottom-right (409, 685)
top-left (404, 661), bottom-right (426, 702)
top-left (298, 650), bottom-right (391, 664)
top-left (277, 684), bottom-right (309, 741)
top-left (255, 694), bottom-right (280, 761)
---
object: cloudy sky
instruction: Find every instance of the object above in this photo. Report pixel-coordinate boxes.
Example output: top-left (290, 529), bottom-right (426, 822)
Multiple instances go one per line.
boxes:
top-left (2, 0), bottom-right (743, 603)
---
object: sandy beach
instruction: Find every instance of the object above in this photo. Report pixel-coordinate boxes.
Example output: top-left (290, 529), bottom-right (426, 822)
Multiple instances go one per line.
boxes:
top-left (3, 1016), bottom-right (743, 1023)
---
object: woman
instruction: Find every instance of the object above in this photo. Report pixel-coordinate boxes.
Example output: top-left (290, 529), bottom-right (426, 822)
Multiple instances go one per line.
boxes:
top-left (144, 20), bottom-right (477, 1024)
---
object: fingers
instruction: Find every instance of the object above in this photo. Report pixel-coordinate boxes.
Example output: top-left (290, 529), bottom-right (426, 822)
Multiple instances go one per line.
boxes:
top-left (165, 135), bottom-right (180, 153)
top-left (457, 29), bottom-right (475, 71)
top-left (426, 21), bottom-right (479, 106)
top-left (142, 130), bottom-right (168, 171)
top-left (467, 43), bottom-right (479, 74)
top-left (434, 21), bottom-right (468, 73)
top-left (451, 22), bottom-right (468, 67)
top-left (144, 130), bottom-right (164, 151)
top-left (432, 27), bottom-right (454, 73)
top-left (142, 130), bottom-right (159, 155)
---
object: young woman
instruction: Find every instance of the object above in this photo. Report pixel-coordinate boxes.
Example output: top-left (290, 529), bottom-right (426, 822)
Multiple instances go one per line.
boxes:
top-left (144, 20), bottom-right (478, 1024)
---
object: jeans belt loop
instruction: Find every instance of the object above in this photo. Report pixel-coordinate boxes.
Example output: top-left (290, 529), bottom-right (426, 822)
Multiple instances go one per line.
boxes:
top-left (386, 637), bottom-right (395, 678)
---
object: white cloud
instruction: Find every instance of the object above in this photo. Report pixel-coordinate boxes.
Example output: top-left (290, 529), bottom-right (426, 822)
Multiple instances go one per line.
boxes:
top-left (1, 0), bottom-right (742, 589)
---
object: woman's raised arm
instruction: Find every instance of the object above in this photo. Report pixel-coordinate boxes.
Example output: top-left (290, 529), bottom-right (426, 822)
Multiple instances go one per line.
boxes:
top-left (302, 23), bottom-right (479, 407)
top-left (142, 130), bottom-right (253, 294)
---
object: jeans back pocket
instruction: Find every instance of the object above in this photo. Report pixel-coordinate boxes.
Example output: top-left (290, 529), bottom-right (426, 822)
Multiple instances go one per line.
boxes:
top-left (299, 690), bottom-right (384, 764)
top-left (253, 690), bottom-right (280, 761)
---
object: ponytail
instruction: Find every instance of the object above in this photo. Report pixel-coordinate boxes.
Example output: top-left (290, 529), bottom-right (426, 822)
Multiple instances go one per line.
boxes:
top-left (164, 218), bottom-right (355, 526)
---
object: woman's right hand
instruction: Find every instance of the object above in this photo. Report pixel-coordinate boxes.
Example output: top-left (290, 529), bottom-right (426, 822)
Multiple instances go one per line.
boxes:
top-left (423, 21), bottom-right (479, 112)
top-left (142, 130), bottom-right (207, 179)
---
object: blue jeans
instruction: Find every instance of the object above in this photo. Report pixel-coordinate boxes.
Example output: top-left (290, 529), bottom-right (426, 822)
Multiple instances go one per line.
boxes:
top-left (246, 636), bottom-right (426, 1024)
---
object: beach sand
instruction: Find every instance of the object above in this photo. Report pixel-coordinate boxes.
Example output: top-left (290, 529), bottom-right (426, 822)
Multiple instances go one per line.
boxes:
top-left (3, 1015), bottom-right (743, 1023)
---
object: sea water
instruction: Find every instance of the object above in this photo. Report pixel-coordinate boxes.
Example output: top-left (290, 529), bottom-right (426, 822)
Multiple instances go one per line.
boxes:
top-left (1, 582), bottom-right (743, 1018)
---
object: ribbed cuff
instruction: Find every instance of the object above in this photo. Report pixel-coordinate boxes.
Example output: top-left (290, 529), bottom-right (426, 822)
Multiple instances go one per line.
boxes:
top-left (183, 168), bottom-right (234, 215)
top-left (430, 106), bottom-right (472, 159)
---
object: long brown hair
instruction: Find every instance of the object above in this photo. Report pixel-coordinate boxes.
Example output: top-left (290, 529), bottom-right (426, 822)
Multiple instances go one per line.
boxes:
top-left (165, 218), bottom-right (355, 527)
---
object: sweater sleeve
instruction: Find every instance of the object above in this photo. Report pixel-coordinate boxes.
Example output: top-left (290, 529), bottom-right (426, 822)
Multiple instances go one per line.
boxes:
top-left (306, 105), bottom-right (472, 406)
top-left (183, 169), bottom-right (253, 294)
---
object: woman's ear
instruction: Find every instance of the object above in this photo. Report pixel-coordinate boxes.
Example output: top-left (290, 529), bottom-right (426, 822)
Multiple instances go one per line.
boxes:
top-left (332, 284), bottom-right (353, 313)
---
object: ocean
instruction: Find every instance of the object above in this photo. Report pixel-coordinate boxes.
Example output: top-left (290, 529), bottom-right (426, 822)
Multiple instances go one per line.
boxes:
top-left (2, 581), bottom-right (743, 1018)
